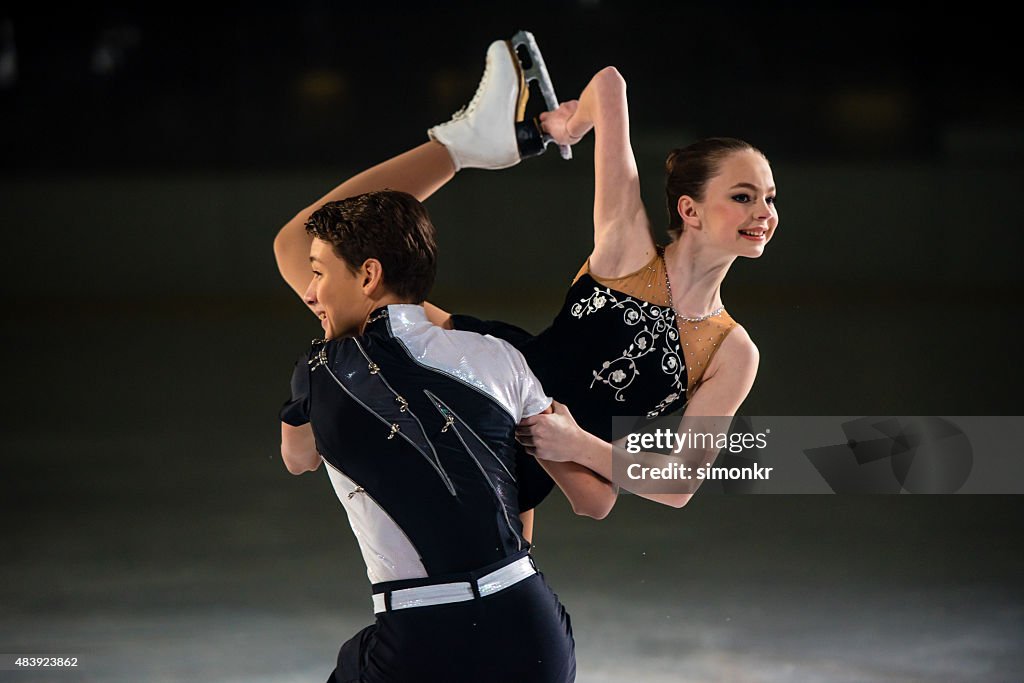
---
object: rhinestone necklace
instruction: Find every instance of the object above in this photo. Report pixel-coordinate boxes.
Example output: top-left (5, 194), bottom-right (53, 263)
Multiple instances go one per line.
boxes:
top-left (662, 246), bottom-right (725, 323)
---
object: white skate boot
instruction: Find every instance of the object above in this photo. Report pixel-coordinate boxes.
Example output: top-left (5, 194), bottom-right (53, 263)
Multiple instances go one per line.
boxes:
top-left (428, 30), bottom-right (572, 171)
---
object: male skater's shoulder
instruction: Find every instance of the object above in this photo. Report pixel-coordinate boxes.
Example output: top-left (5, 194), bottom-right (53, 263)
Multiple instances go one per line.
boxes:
top-left (280, 303), bottom-right (550, 446)
top-left (382, 304), bottom-right (551, 422)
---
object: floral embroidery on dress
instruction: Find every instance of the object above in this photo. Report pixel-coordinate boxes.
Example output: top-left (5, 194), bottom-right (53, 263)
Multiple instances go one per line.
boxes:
top-left (570, 286), bottom-right (686, 416)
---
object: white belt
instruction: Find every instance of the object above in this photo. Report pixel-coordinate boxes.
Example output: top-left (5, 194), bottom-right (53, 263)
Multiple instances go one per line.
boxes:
top-left (372, 555), bottom-right (536, 614)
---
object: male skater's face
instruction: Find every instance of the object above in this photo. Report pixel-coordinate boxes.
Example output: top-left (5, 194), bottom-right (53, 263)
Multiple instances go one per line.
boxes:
top-left (304, 238), bottom-right (369, 340)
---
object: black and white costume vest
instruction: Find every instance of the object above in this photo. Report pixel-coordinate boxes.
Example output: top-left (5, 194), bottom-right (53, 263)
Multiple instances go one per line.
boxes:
top-left (280, 304), bottom-right (551, 584)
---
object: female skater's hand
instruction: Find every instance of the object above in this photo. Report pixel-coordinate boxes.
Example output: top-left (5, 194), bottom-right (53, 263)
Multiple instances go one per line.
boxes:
top-left (516, 401), bottom-right (584, 463)
top-left (539, 101), bottom-right (588, 146)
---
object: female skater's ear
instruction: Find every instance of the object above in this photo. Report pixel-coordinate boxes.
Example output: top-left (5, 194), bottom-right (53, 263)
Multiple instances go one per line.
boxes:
top-left (677, 196), bottom-right (701, 230)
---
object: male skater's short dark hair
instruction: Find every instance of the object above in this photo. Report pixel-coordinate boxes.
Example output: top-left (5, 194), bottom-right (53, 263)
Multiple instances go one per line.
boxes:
top-left (305, 190), bottom-right (438, 303)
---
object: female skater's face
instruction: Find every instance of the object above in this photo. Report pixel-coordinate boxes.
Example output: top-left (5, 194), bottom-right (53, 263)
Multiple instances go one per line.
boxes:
top-left (304, 238), bottom-right (368, 340)
top-left (693, 150), bottom-right (778, 255)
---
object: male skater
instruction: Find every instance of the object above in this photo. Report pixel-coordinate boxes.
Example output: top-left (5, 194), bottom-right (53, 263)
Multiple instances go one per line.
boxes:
top-left (278, 190), bottom-right (613, 682)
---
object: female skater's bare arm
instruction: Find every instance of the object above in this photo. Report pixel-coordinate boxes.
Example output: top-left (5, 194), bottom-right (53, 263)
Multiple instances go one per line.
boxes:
top-left (540, 67), bottom-right (655, 277)
top-left (518, 329), bottom-right (759, 508)
top-left (536, 459), bottom-right (616, 519)
top-left (273, 142), bottom-right (456, 299)
top-left (639, 328), bottom-right (759, 507)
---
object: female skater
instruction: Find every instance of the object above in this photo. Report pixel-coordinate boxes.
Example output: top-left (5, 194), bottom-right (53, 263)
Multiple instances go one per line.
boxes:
top-left (274, 33), bottom-right (776, 515)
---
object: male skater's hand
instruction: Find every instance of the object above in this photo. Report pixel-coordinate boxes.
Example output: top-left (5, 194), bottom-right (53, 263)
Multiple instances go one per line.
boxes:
top-left (516, 401), bottom-right (585, 463)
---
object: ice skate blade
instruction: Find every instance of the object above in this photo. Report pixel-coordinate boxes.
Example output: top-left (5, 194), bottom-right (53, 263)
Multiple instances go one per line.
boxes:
top-left (510, 30), bottom-right (572, 161)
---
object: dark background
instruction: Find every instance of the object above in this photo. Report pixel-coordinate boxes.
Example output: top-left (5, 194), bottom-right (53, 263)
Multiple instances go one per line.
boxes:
top-left (3, 2), bottom-right (1021, 170)
top-left (2, 3), bottom-right (1022, 682)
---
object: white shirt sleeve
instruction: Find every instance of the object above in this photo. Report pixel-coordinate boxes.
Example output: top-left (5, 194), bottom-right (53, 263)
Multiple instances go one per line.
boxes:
top-left (510, 345), bottom-right (552, 420)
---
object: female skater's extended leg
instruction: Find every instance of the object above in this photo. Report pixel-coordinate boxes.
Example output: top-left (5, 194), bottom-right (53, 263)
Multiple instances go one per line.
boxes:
top-left (274, 32), bottom-right (564, 302)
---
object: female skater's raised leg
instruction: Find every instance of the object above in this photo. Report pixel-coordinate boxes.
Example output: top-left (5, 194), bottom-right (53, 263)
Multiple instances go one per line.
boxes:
top-left (273, 32), bottom-right (565, 302)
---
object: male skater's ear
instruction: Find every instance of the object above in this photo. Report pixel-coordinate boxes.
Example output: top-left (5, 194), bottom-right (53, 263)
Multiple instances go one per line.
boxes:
top-left (360, 259), bottom-right (385, 294)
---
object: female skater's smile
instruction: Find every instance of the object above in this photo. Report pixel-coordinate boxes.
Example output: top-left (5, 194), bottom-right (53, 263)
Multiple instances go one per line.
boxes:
top-left (689, 149), bottom-right (778, 255)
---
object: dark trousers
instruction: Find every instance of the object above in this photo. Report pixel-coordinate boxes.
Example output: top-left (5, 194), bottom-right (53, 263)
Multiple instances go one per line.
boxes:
top-left (330, 572), bottom-right (575, 683)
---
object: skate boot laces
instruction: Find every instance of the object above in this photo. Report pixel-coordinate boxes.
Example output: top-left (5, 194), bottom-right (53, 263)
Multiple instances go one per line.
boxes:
top-left (449, 48), bottom-right (494, 121)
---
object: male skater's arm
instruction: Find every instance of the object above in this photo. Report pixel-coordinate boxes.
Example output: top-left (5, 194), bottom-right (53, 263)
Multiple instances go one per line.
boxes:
top-left (279, 349), bottom-right (321, 474)
top-left (273, 143), bottom-right (456, 298)
top-left (280, 423), bottom-right (322, 474)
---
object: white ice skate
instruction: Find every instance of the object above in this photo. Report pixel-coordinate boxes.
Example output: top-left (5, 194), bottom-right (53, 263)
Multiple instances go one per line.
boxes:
top-left (428, 30), bottom-right (572, 171)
